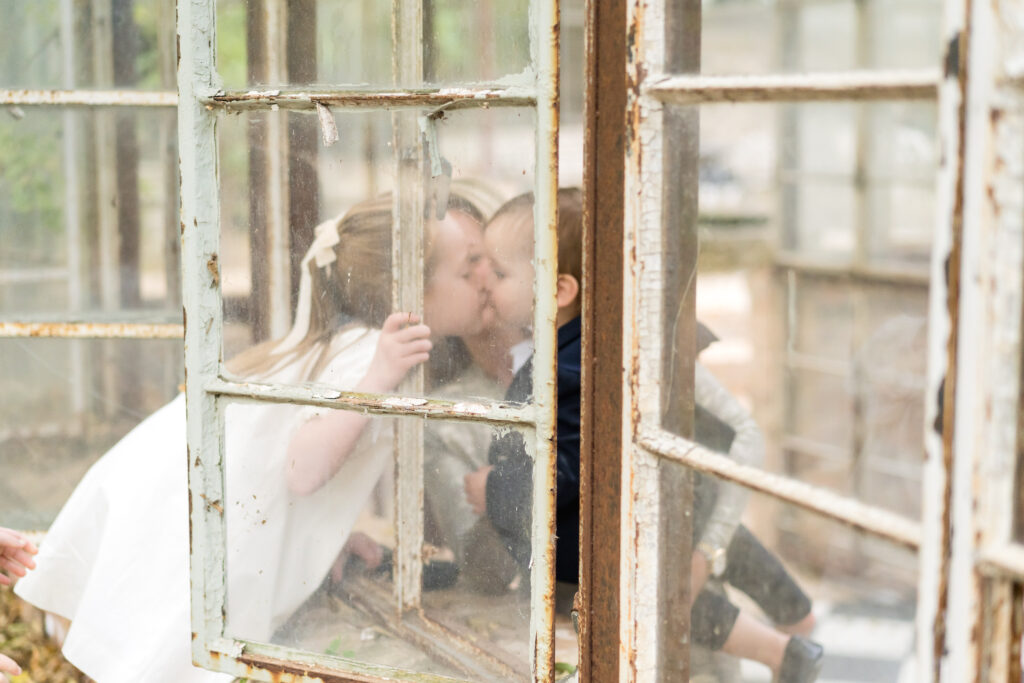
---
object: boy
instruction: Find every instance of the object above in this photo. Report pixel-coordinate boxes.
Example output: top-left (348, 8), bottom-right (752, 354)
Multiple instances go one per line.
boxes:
top-left (465, 188), bottom-right (824, 682)
top-left (463, 188), bottom-right (582, 585)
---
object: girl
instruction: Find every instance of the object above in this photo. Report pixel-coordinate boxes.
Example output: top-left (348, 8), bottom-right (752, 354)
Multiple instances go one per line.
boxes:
top-left (15, 193), bottom-right (494, 682)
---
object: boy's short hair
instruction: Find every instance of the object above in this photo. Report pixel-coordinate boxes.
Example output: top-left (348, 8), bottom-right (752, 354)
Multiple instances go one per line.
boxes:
top-left (488, 188), bottom-right (584, 283)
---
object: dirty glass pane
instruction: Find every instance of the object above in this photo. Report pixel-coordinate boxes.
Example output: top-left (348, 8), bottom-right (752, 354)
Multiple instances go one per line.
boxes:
top-left (0, 106), bottom-right (181, 316)
top-left (0, 0), bottom-right (177, 91)
top-left (420, 417), bottom-right (552, 680)
top-left (697, 0), bottom-right (941, 76)
top-left (0, 337), bottom-right (182, 529)
top-left (677, 473), bottom-right (918, 682)
top-left (659, 100), bottom-right (934, 519)
top-left (218, 107), bottom-right (539, 405)
top-left (222, 408), bottom-right (537, 681)
top-left (216, 0), bottom-right (530, 90)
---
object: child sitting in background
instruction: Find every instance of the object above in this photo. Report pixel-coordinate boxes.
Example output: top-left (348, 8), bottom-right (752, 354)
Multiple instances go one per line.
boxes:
top-left (464, 188), bottom-right (824, 683)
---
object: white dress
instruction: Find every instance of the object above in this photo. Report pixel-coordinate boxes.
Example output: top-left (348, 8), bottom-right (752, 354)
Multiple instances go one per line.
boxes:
top-left (15, 326), bottom-right (390, 683)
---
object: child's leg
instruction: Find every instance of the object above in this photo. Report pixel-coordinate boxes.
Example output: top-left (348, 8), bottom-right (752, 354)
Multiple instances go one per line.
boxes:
top-left (722, 525), bottom-right (814, 629)
top-left (692, 590), bottom-right (821, 680)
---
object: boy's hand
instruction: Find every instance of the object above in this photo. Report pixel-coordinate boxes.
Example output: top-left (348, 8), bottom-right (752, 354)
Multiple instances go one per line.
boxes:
top-left (0, 527), bottom-right (37, 586)
top-left (464, 465), bottom-right (494, 515)
top-left (359, 312), bottom-right (432, 394)
top-left (0, 652), bottom-right (21, 680)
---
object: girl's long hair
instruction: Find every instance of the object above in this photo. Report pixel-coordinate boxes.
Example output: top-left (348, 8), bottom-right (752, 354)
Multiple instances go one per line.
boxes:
top-left (227, 192), bottom-right (484, 384)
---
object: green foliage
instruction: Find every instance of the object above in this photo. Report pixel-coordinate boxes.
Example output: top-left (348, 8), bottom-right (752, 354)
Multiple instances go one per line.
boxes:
top-left (0, 116), bottom-right (63, 246)
top-left (217, 0), bottom-right (248, 88)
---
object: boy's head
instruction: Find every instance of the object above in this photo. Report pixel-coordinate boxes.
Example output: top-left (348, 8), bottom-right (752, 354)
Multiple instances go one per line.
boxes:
top-left (483, 188), bottom-right (583, 331)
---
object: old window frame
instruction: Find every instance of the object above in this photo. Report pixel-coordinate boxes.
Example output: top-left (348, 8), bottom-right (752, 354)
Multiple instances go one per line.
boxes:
top-left (178, 1), bottom-right (562, 682)
top-left (581, 0), bottom-right (1024, 680)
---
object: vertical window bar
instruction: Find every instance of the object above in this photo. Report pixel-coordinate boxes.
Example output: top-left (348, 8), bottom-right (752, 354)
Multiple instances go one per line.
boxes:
top-left (657, 0), bottom-right (700, 678)
top-left (264, 0), bottom-right (293, 339)
top-left (60, 0), bottom-right (87, 421)
top-left (915, 0), bottom-right (966, 676)
top-left (391, 0), bottom-right (426, 612)
top-left (530, 0), bottom-right (561, 678)
top-left (621, 0), bottom-right (670, 677)
top-left (940, 0), bottom-right (1024, 673)
top-left (179, 0), bottom-right (230, 665)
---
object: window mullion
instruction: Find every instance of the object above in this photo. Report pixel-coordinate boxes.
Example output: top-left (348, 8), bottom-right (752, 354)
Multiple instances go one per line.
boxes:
top-left (391, 0), bottom-right (426, 613)
top-left (179, 0), bottom-right (228, 673)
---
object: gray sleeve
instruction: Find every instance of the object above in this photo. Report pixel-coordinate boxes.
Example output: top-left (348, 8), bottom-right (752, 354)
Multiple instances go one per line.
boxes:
top-left (693, 362), bottom-right (765, 551)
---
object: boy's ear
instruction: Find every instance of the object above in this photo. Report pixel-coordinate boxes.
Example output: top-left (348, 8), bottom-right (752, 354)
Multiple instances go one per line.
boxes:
top-left (555, 273), bottom-right (580, 310)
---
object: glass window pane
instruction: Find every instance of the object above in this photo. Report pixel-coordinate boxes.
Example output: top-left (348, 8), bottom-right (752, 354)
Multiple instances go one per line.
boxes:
top-left (216, 0), bottom-right (531, 90)
top-left (661, 99), bottom-right (935, 521)
top-left (1, 106), bottom-right (181, 317)
top-left (218, 107), bottom-right (539, 405)
top-left (700, 0), bottom-right (942, 76)
top-left (0, 337), bottom-right (182, 529)
top-left (0, 0), bottom-right (177, 90)
top-left (686, 475), bottom-right (917, 682)
top-left (223, 407), bottom-right (537, 680)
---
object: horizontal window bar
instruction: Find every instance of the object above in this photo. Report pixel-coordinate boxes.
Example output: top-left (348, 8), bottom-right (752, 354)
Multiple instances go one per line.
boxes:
top-left (0, 268), bottom-right (69, 284)
top-left (977, 544), bottom-right (1024, 582)
top-left (784, 351), bottom-right (851, 377)
top-left (646, 69), bottom-right (940, 104)
top-left (207, 377), bottom-right (534, 426)
top-left (638, 426), bottom-right (922, 549)
top-left (0, 321), bottom-right (183, 339)
top-left (775, 252), bottom-right (931, 285)
top-left (222, 641), bottom-right (468, 683)
top-left (1, 89), bottom-right (176, 107)
top-left (204, 86), bottom-right (536, 112)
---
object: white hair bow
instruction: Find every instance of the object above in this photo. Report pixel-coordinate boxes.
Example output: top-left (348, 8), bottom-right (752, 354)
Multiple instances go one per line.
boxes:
top-left (272, 216), bottom-right (342, 354)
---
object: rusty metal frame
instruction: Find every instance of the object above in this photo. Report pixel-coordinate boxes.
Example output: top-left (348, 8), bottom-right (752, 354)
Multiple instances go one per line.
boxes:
top-left (391, 0), bottom-right (428, 614)
top-left (178, 0), bottom-right (560, 680)
top-left (0, 322), bottom-right (183, 339)
top-left (638, 428), bottom-right (922, 549)
top-left (205, 87), bottom-right (535, 111)
top-left (925, 0), bottom-right (1024, 672)
top-left (0, 88), bottom-right (177, 107)
top-left (613, 0), bottom-right (996, 680)
top-left (648, 69), bottom-right (940, 104)
top-left (578, 0), bottom-right (626, 679)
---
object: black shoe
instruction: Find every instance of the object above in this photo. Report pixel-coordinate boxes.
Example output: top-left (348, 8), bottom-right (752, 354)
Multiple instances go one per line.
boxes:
top-left (777, 635), bottom-right (824, 683)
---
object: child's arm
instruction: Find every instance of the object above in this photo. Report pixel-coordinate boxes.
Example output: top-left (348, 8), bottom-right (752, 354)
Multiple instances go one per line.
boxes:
top-left (0, 527), bottom-right (37, 586)
top-left (286, 312), bottom-right (432, 496)
top-left (691, 362), bottom-right (764, 597)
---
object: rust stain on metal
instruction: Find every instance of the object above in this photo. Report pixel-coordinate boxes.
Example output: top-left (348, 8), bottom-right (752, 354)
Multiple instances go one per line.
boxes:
top-left (207, 88), bottom-right (534, 112)
top-left (206, 254), bottom-right (220, 288)
top-left (0, 88), bottom-right (177, 107)
top-left (199, 493), bottom-right (223, 514)
top-left (0, 321), bottom-right (183, 339)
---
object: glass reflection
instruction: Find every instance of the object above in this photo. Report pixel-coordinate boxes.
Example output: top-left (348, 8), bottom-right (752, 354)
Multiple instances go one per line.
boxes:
top-left (0, 0), bottom-right (177, 90)
top-left (217, 0), bottom-right (530, 90)
top-left (661, 101), bottom-right (934, 518)
top-left (700, 0), bottom-right (941, 76)
top-left (0, 338), bottom-right (182, 529)
top-left (686, 476), bottom-right (917, 682)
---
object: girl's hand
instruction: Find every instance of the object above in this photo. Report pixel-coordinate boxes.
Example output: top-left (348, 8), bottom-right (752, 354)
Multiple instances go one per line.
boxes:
top-left (358, 312), bottom-right (432, 394)
top-left (0, 527), bottom-right (36, 586)
top-left (0, 652), bottom-right (21, 680)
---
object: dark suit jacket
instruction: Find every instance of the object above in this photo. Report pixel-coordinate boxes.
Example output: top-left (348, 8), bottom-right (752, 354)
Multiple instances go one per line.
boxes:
top-left (485, 317), bottom-right (581, 583)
